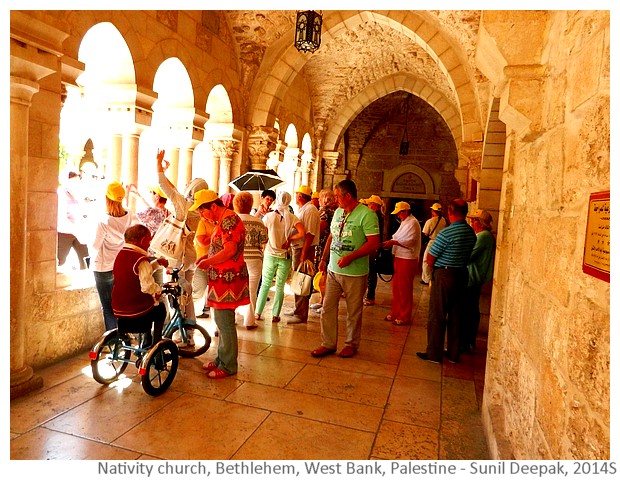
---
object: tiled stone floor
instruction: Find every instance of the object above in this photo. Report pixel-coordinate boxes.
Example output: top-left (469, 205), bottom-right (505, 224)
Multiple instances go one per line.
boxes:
top-left (10, 275), bottom-right (489, 460)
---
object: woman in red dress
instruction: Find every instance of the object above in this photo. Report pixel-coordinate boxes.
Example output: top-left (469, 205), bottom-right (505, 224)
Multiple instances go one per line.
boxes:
top-left (191, 190), bottom-right (250, 379)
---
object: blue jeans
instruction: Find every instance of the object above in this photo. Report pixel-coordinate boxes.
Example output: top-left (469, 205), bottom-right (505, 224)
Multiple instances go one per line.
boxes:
top-left (94, 270), bottom-right (117, 331)
top-left (212, 308), bottom-right (238, 375)
top-left (255, 254), bottom-right (292, 318)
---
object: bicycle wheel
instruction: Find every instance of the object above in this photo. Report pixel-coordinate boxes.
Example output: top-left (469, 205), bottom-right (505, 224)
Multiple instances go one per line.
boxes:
top-left (90, 332), bottom-right (131, 384)
top-left (170, 323), bottom-right (211, 358)
top-left (141, 340), bottom-right (178, 396)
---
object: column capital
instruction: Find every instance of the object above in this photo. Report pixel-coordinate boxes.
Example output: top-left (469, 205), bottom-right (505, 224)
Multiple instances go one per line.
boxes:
top-left (247, 126), bottom-right (279, 170)
top-left (322, 151), bottom-right (341, 174)
top-left (210, 139), bottom-right (240, 160)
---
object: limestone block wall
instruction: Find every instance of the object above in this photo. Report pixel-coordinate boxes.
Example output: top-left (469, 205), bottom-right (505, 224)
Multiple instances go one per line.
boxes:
top-left (347, 92), bottom-right (461, 203)
top-left (482, 11), bottom-right (610, 459)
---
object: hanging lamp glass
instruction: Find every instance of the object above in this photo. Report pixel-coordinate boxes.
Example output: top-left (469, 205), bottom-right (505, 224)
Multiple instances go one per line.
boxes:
top-left (294, 10), bottom-right (323, 53)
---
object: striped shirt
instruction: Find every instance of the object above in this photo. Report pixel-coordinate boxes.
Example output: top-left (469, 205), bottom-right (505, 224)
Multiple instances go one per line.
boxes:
top-left (428, 220), bottom-right (477, 268)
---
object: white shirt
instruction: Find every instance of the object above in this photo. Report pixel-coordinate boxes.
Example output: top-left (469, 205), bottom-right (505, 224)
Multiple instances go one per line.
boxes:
top-left (292, 201), bottom-right (320, 248)
top-left (91, 212), bottom-right (139, 272)
top-left (262, 210), bottom-right (301, 258)
top-left (391, 215), bottom-right (421, 260)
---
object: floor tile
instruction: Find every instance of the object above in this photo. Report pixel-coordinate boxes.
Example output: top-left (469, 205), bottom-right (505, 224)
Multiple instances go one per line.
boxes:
top-left (384, 376), bottom-right (441, 429)
top-left (227, 382), bottom-right (384, 432)
top-left (232, 412), bottom-right (375, 460)
top-left (113, 393), bottom-right (269, 459)
top-left (43, 384), bottom-right (181, 443)
top-left (372, 420), bottom-right (439, 460)
top-left (11, 427), bottom-right (140, 460)
top-left (286, 364), bottom-right (393, 407)
top-left (11, 374), bottom-right (111, 434)
top-left (236, 352), bottom-right (305, 387)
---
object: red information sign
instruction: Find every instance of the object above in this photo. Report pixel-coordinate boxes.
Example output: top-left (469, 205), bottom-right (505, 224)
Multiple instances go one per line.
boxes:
top-left (582, 190), bottom-right (610, 282)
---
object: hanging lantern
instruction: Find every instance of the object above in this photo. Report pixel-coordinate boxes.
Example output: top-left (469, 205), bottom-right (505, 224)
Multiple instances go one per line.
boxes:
top-left (294, 10), bottom-right (323, 53)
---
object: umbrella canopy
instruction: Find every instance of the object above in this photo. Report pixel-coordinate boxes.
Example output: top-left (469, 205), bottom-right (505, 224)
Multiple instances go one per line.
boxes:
top-left (229, 169), bottom-right (284, 192)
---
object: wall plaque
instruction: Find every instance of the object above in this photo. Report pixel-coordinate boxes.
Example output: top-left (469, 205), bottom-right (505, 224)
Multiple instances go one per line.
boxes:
top-left (582, 190), bottom-right (610, 282)
top-left (393, 173), bottom-right (425, 194)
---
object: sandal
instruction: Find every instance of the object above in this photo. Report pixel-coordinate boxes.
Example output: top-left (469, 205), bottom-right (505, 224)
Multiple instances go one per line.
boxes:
top-left (272, 316), bottom-right (281, 323)
top-left (392, 319), bottom-right (411, 326)
top-left (202, 361), bottom-right (217, 371)
top-left (207, 367), bottom-right (230, 379)
top-left (384, 314), bottom-right (393, 322)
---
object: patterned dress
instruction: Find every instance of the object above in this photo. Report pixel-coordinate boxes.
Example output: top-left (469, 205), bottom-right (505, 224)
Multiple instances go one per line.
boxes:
top-left (206, 213), bottom-right (250, 310)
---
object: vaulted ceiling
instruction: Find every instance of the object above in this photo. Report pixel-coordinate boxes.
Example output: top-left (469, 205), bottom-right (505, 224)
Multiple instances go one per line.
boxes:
top-left (223, 10), bottom-right (488, 143)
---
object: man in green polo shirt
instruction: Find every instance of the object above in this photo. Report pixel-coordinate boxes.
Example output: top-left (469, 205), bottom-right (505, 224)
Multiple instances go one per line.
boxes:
top-left (311, 179), bottom-right (380, 358)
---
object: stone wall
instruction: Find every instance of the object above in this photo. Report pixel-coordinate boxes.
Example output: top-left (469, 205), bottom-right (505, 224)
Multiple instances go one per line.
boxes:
top-left (482, 11), bottom-right (610, 459)
top-left (347, 91), bottom-right (461, 206)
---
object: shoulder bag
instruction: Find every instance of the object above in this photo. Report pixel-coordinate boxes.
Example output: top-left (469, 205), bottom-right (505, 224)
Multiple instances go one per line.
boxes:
top-left (290, 259), bottom-right (315, 296)
top-left (150, 214), bottom-right (189, 261)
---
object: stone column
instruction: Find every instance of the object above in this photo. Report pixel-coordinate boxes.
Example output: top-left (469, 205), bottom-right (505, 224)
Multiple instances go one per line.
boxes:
top-left (208, 140), bottom-right (220, 193)
top-left (247, 126), bottom-right (278, 170)
top-left (212, 140), bottom-right (239, 194)
top-left (10, 76), bottom-right (45, 397)
top-left (167, 147), bottom-right (180, 187)
top-left (322, 151), bottom-right (341, 190)
top-left (108, 133), bottom-right (123, 182)
top-left (301, 150), bottom-right (313, 187)
top-left (178, 147), bottom-right (194, 192)
top-left (122, 133), bottom-right (140, 211)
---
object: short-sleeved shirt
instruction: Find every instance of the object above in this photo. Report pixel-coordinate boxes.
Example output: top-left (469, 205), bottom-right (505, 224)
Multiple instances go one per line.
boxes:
top-left (262, 209), bottom-right (301, 258)
top-left (328, 203), bottom-right (380, 276)
top-left (205, 213), bottom-right (250, 309)
top-left (292, 202), bottom-right (320, 248)
top-left (194, 218), bottom-right (215, 258)
top-left (428, 220), bottom-right (477, 268)
top-left (468, 230), bottom-right (496, 286)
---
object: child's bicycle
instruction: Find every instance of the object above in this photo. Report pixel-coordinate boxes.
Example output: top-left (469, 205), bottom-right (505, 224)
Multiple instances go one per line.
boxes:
top-left (89, 328), bottom-right (179, 397)
top-left (161, 268), bottom-right (211, 357)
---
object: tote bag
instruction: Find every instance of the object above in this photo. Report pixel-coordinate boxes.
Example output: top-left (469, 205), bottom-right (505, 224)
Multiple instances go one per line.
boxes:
top-left (150, 215), bottom-right (188, 261)
top-left (290, 260), bottom-right (315, 296)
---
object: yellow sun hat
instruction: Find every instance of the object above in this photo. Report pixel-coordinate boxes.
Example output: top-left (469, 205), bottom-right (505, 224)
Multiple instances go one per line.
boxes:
top-left (106, 181), bottom-right (125, 202)
top-left (296, 185), bottom-right (313, 197)
top-left (188, 189), bottom-right (219, 211)
top-left (391, 201), bottom-right (411, 215)
top-left (149, 185), bottom-right (167, 199)
top-left (313, 271), bottom-right (324, 292)
top-left (366, 194), bottom-right (383, 206)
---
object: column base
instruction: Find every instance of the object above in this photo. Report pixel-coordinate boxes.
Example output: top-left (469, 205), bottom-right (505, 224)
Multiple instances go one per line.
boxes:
top-left (10, 365), bottom-right (44, 399)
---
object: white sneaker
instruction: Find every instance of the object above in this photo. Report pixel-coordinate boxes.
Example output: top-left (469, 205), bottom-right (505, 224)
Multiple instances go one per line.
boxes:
top-left (310, 303), bottom-right (322, 310)
top-left (172, 330), bottom-right (194, 348)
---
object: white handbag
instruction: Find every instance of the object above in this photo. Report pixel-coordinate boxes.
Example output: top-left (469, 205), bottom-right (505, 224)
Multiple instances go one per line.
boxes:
top-left (290, 260), bottom-right (315, 296)
top-left (150, 215), bottom-right (188, 261)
